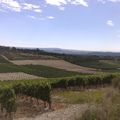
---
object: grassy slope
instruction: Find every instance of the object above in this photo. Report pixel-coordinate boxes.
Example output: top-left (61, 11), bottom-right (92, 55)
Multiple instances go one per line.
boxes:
top-left (52, 88), bottom-right (104, 104)
top-left (74, 60), bottom-right (120, 72)
top-left (22, 65), bottom-right (82, 78)
top-left (79, 87), bottom-right (120, 120)
top-left (1, 51), bottom-right (120, 75)
top-left (52, 87), bottom-right (120, 109)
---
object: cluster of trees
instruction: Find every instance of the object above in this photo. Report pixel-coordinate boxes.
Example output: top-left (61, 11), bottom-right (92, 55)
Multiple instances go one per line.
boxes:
top-left (0, 46), bottom-right (46, 55)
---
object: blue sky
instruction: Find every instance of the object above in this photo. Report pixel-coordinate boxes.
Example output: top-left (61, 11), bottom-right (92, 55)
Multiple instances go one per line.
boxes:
top-left (0, 0), bottom-right (120, 52)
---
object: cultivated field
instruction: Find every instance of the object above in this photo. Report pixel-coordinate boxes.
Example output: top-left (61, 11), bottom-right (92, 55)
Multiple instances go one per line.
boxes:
top-left (0, 63), bottom-right (81, 78)
top-left (11, 60), bottom-right (96, 74)
top-left (0, 72), bottom-right (40, 80)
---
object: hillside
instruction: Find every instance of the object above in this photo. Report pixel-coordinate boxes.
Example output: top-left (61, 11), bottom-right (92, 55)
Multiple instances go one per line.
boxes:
top-left (0, 45), bottom-right (120, 120)
top-left (0, 45), bottom-right (120, 73)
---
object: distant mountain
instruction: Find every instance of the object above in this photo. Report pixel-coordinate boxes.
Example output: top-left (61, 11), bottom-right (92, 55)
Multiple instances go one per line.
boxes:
top-left (40, 48), bottom-right (120, 56)
top-left (40, 48), bottom-right (91, 55)
top-left (88, 52), bottom-right (120, 56)
top-left (0, 45), bottom-right (120, 57)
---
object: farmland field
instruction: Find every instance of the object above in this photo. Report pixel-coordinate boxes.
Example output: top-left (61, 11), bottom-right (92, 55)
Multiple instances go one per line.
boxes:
top-left (11, 59), bottom-right (96, 74)
top-left (21, 65), bottom-right (83, 78)
top-left (78, 60), bottom-right (120, 69)
top-left (0, 63), bottom-right (82, 78)
top-left (71, 60), bottom-right (120, 72)
top-left (0, 72), bottom-right (40, 80)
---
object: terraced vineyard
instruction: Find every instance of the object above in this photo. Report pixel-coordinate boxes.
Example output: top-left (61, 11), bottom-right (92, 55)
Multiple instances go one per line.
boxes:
top-left (0, 73), bottom-right (119, 120)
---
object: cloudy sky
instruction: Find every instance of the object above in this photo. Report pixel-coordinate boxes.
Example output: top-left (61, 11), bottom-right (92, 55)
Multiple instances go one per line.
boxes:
top-left (0, 0), bottom-right (120, 52)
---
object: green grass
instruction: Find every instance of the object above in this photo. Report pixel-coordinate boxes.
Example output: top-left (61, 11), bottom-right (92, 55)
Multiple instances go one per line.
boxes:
top-left (0, 64), bottom-right (21, 73)
top-left (52, 88), bottom-right (105, 104)
top-left (21, 65), bottom-right (83, 78)
top-left (77, 60), bottom-right (120, 69)
top-left (74, 60), bottom-right (120, 72)
top-left (79, 88), bottom-right (120, 120)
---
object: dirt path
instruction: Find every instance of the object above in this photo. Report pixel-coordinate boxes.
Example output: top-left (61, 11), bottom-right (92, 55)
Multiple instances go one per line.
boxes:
top-left (1, 55), bottom-right (10, 61)
top-left (15, 104), bottom-right (89, 120)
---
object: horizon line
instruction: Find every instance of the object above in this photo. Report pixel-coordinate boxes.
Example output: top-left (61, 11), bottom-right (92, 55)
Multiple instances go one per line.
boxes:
top-left (0, 44), bottom-right (120, 53)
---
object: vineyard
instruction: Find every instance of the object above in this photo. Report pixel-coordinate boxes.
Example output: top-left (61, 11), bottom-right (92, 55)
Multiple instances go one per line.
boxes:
top-left (0, 73), bottom-right (118, 119)
top-left (0, 47), bottom-right (120, 120)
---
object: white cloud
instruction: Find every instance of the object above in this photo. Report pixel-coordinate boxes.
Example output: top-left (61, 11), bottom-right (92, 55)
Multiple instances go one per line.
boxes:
top-left (0, 0), bottom-right (42, 13)
top-left (45, 0), bottom-right (67, 6)
top-left (0, 0), bottom-right (21, 12)
top-left (22, 3), bottom-right (39, 10)
top-left (34, 9), bottom-right (41, 13)
top-left (107, 20), bottom-right (114, 27)
top-left (0, 0), bottom-right (88, 13)
top-left (69, 0), bottom-right (88, 7)
top-left (47, 16), bottom-right (55, 19)
top-left (45, 0), bottom-right (88, 7)
top-left (98, 0), bottom-right (120, 4)
top-left (22, 3), bottom-right (42, 13)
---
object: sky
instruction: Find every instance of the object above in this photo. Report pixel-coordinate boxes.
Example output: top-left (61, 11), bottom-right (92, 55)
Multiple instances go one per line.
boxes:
top-left (0, 0), bottom-right (120, 52)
